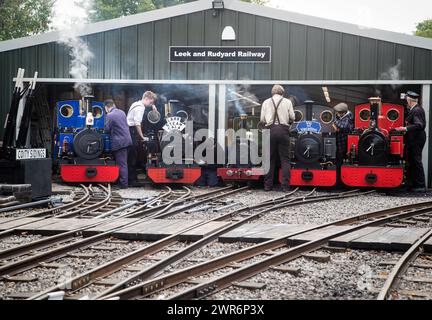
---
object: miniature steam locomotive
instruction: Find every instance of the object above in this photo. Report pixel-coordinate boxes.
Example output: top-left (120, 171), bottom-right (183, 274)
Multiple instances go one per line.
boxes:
top-left (283, 101), bottom-right (337, 187)
top-left (142, 100), bottom-right (201, 184)
top-left (54, 96), bottom-right (119, 183)
top-left (341, 97), bottom-right (405, 188)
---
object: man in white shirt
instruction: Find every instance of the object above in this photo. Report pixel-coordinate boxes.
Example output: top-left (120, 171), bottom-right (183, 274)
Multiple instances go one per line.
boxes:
top-left (127, 91), bottom-right (157, 185)
top-left (260, 85), bottom-right (295, 192)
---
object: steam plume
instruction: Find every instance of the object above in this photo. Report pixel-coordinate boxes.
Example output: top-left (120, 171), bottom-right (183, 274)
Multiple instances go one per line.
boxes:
top-left (52, 0), bottom-right (94, 97)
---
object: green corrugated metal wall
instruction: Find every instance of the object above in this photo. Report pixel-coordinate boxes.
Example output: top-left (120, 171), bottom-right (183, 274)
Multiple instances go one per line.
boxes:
top-left (1, 8), bottom-right (432, 137)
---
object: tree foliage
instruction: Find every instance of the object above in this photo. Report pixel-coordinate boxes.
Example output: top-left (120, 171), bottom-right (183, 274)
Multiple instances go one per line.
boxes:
top-left (89, 0), bottom-right (268, 22)
top-left (414, 19), bottom-right (432, 39)
top-left (0, 0), bottom-right (53, 41)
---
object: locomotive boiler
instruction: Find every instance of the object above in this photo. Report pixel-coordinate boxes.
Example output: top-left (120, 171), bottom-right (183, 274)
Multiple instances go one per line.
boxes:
top-left (341, 97), bottom-right (405, 188)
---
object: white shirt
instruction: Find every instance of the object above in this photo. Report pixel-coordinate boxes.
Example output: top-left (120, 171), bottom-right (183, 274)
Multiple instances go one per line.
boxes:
top-left (260, 94), bottom-right (295, 126)
top-left (127, 100), bottom-right (145, 127)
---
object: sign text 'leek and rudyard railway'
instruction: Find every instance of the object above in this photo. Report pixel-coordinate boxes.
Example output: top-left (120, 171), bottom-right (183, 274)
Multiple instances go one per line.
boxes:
top-left (169, 46), bottom-right (271, 63)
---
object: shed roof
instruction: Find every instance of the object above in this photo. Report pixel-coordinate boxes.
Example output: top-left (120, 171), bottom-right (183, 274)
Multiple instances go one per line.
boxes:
top-left (1, 0), bottom-right (432, 52)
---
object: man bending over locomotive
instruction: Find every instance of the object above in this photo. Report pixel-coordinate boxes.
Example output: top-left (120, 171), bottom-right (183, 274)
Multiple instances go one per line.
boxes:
top-left (104, 99), bottom-right (132, 189)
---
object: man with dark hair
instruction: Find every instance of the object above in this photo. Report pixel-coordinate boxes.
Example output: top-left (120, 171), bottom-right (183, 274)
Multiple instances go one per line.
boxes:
top-left (104, 99), bottom-right (132, 189)
top-left (260, 85), bottom-right (295, 192)
top-left (126, 91), bottom-right (157, 185)
top-left (395, 91), bottom-right (427, 193)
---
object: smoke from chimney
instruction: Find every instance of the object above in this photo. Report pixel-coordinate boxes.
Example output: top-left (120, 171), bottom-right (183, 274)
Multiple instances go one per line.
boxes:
top-left (52, 0), bottom-right (94, 97)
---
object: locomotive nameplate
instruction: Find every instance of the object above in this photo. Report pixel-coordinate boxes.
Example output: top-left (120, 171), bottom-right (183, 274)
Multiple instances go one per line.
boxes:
top-left (296, 121), bottom-right (322, 133)
top-left (15, 148), bottom-right (47, 160)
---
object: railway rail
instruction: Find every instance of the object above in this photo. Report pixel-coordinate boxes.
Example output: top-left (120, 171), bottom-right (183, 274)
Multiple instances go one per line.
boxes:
top-left (0, 185), bottom-right (250, 299)
top-left (377, 228), bottom-right (432, 300)
top-left (95, 199), bottom-right (432, 300)
top-left (23, 189), bottom-right (368, 300)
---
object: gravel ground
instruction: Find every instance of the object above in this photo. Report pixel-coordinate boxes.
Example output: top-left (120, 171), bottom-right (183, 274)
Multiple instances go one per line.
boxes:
top-left (206, 248), bottom-right (403, 300)
top-left (161, 188), bottom-right (432, 224)
top-left (0, 234), bottom-right (45, 250)
top-left (254, 192), bottom-right (432, 225)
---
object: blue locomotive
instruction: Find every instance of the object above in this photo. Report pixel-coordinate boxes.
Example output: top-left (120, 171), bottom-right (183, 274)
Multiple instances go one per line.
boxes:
top-left (55, 96), bottom-right (119, 183)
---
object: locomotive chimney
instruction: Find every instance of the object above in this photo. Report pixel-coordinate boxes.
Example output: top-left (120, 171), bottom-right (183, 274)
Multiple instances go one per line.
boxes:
top-left (304, 100), bottom-right (314, 121)
top-left (368, 97), bottom-right (382, 130)
top-left (84, 95), bottom-right (95, 127)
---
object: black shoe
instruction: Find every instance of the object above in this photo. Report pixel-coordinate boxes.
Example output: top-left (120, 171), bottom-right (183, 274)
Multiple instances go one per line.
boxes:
top-left (411, 187), bottom-right (427, 193)
top-left (264, 186), bottom-right (272, 192)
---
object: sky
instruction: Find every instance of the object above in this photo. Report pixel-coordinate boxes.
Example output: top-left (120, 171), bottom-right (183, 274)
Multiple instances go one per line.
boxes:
top-left (51, 0), bottom-right (432, 35)
top-left (268, 0), bottom-right (432, 35)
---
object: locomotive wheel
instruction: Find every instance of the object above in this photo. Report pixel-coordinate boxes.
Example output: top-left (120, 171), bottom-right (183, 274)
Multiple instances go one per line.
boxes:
top-left (73, 128), bottom-right (104, 160)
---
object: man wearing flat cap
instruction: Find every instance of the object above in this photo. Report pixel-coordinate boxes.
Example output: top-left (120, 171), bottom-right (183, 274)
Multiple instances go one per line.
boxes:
top-left (332, 103), bottom-right (354, 186)
top-left (395, 91), bottom-right (427, 193)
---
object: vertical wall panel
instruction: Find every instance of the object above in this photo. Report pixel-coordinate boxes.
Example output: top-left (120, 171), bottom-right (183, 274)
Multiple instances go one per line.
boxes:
top-left (0, 52), bottom-right (8, 137)
top-left (121, 26), bottom-right (138, 79)
top-left (104, 30), bottom-right (121, 79)
top-left (37, 43), bottom-right (55, 78)
top-left (203, 11), bottom-right (221, 80)
top-left (221, 10), bottom-right (238, 80)
top-left (272, 20), bottom-right (289, 80)
top-left (289, 23), bottom-right (306, 80)
top-left (324, 30), bottom-right (341, 80)
top-left (87, 33), bottom-right (105, 79)
top-left (414, 48), bottom-right (431, 80)
top-left (170, 15), bottom-right (188, 80)
top-left (306, 27), bottom-right (324, 80)
top-left (254, 16), bottom-right (272, 80)
top-left (341, 34), bottom-right (359, 80)
top-left (21, 46), bottom-right (38, 76)
top-left (0, 50), bottom-right (20, 138)
top-left (54, 43), bottom-right (70, 78)
top-left (187, 12), bottom-right (204, 80)
top-left (137, 22), bottom-right (154, 79)
top-left (396, 44), bottom-right (414, 80)
top-left (237, 13), bottom-right (255, 80)
top-left (359, 38), bottom-right (377, 80)
top-left (377, 41), bottom-right (395, 79)
top-left (154, 19), bottom-right (170, 80)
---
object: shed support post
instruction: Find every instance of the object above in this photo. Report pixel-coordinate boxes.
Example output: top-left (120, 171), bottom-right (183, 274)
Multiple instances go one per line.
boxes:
top-left (422, 84), bottom-right (430, 187)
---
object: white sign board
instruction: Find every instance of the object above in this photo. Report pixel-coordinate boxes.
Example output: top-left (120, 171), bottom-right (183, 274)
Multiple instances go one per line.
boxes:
top-left (15, 148), bottom-right (46, 160)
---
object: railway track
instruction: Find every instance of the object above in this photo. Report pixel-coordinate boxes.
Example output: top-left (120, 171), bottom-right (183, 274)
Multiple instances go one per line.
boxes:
top-left (21, 189), bottom-right (368, 300)
top-left (94, 199), bottom-right (432, 300)
top-left (0, 185), bottom-right (250, 299)
top-left (377, 227), bottom-right (432, 300)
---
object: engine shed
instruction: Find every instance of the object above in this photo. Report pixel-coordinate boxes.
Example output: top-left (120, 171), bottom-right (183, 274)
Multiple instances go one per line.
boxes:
top-left (0, 0), bottom-right (431, 186)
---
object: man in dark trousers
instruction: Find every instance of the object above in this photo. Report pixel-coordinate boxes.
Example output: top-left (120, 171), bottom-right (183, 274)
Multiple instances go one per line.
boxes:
top-left (260, 85), bottom-right (295, 192)
top-left (104, 99), bottom-right (132, 189)
top-left (126, 91), bottom-right (157, 185)
top-left (396, 91), bottom-right (427, 193)
top-left (332, 102), bottom-right (354, 187)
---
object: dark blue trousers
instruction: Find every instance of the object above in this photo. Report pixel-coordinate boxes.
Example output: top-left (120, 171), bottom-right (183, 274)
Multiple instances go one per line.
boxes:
top-left (114, 147), bottom-right (129, 188)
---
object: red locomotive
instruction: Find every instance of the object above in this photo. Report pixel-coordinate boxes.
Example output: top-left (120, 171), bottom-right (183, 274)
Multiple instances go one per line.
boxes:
top-left (341, 97), bottom-right (405, 188)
